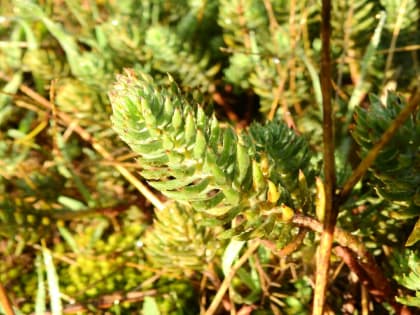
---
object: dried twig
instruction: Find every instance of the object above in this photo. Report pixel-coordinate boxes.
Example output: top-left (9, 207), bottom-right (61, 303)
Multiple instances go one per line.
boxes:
top-left (204, 240), bottom-right (261, 315)
top-left (261, 228), bottom-right (307, 257)
top-left (15, 82), bottom-right (164, 211)
top-left (0, 283), bottom-right (15, 315)
top-left (29, 289), bottom-right (158, 315)
top-left (292, 214), bottom-right (411, 314)
top-left (384, 0), bottom-right (409, 76)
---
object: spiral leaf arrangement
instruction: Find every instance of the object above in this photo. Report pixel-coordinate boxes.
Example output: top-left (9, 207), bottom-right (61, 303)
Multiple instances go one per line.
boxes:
top-left (145, 25), bottom-right (219, 92)
top-left (392, 249), bottom-right (420, 307)
top-left (110, 69), bottom-right (315, 240)
top-left (142, 202), bottom-right (220, 274)
top-left (353, 93), bottom-right (420, 213)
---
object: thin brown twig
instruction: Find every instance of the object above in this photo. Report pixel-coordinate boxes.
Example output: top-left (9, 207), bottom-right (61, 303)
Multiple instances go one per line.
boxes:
top-left (292, 213), bottom-right (411, 314)
top-left (313, 0), bottom-right (336, 314)
top-left (263, 0), bottom-right (298, 127)
top-left (335, 1), bottom-right (354, 100)
top-left (219, 44), bottom-right (420, 59)
top-left (29, 289), bottom-right (158, 315)
top-left (384, 0), bottom-right (408, 76)
top-left (238, 0), bottom-right (252, 51)
top-left (263, 0), bottom-right (285, 122)
top-left (339, 91), bottom-right (420, 203)
top-left (361, 283), bottom-right (369, 315)
top-left (377, 44), bottom-right (420, 54)
top-left (14, 81), bottom-right (164, 211)
top-left (334, 246), bottom-right (372, 289)
top-left (287, 0), bottom-right (303, 115)
top-left (0, 283), bottom-right (15, 315)
top-left (204, 240), bottom-right (261, 315)
top-left (252, 255), bottom-right (270, 299)
top-left (261, 228), bottom-right (307, 257)
top-left (262, 0), bottom-right (279, 30)
top-left (200, 274), bottom-right (209, 315)
top-left (334, 246), bottom-right (412, 315)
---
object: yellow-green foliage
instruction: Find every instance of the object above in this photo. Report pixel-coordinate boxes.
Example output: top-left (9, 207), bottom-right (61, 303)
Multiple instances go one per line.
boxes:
top-left (110, 70), bottom-right (315, 240)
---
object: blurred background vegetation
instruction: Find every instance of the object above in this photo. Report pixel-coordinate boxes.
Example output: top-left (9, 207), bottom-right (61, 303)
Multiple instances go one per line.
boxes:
top-left (0, 0), bottom-right (419, 314)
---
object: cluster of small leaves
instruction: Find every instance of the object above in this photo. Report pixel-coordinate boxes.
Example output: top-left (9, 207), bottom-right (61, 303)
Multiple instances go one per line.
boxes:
top-left (0, 197), bottom-right (57, 242)
top-left (2, 207), bottom-right (156, 313)
top-left (110, 69), bottom-right (315, 241)
top-left (392, 249), bottom-right (420, 307)
top-left (350, 94), bottom-right (420, 266)
top-left (352, 93), bottom-right (420, 246)
top-left (218, 0), bottom-right (317, 115)
top-left (331, 0), bottom-right (383, 96)
top-left (142, 202), bottom-right (222, 275)
top-left (381, 0), bottom-right (420, 51)
top-left (58, 215), bottom-right (145, 298)
top-left (331, 0), bottom-right (379, 50)
top-left (145, 24), bottom-right (220, 92)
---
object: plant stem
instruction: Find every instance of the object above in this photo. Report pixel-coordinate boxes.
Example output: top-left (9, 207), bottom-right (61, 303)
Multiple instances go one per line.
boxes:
top-left (204, 240), bottom-right (261, 315)
top-left (292, 214), bottom-right (410, 314)
top-left (0, 283), bottom-right (15, 315)
top-left (384, 0), bottom-right (408, 77)
top-left (314, 0), bottom-right (336, 314)
top-left (261, 228), bottom-right (307, 257)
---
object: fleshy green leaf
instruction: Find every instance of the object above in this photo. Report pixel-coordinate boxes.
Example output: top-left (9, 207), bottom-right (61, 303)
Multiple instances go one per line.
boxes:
top-left (110, 69), bottom-right (315, 240)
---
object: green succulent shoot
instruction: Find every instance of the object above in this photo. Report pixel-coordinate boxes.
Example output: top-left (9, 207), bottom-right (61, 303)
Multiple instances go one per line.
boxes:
top-left (109, 69), bottom-right (315, 240)
top-left (353, 93), bottom-right (420, 212)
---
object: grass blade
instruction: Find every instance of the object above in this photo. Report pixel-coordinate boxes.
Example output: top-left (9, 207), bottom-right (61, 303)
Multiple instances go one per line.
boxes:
top-left (42, 246), bottom-right (62, 315)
